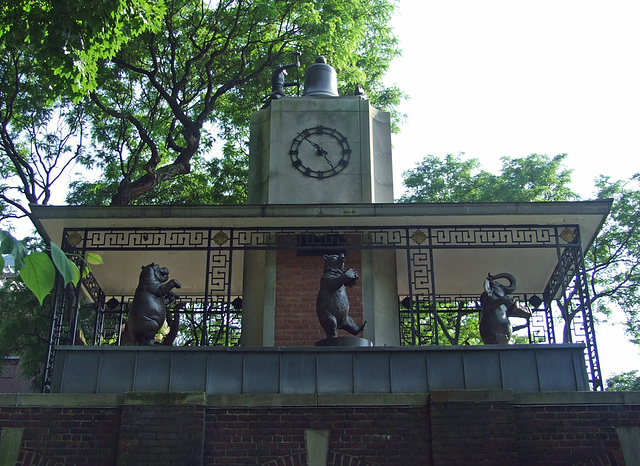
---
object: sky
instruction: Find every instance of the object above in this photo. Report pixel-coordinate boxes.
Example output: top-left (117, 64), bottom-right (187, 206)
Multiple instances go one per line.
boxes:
top-left (386, 1), bottom-right (640, 381)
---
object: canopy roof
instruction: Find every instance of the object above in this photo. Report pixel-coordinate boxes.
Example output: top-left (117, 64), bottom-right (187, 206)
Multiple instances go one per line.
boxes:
top-left (31, 200), bottom-right (611, 297)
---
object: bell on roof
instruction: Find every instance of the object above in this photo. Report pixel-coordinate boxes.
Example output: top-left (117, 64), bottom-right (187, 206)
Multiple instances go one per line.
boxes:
top-left (302, 56), bottom-right (339, 97)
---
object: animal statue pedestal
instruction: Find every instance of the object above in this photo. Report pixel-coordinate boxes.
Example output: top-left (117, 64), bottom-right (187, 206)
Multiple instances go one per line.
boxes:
top-left (315, 336), bottom-right (373, 347)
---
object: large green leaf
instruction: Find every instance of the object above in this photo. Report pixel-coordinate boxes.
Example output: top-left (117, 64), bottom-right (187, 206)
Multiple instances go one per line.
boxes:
top-left (19, 252), bottom-right (56, 305)
top-left (50, 241), bottom-right (78, 286)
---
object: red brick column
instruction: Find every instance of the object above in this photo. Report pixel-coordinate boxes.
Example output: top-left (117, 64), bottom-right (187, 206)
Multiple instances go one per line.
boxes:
top-left (274, 246), bottom-right (363, 346)
top-left (117, 392), bottom-right (206, 466)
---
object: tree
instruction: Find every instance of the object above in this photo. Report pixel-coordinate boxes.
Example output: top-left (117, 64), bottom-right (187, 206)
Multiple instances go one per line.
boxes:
top-left (586, 174), bottom-right (640, 344)
top-left (605, 370), bottom-right (640, 391)
top-left (0, 285), bottom-right (50, 390)
top-left (400, 153), bottom-right (577, 203)
top-left (400, 153), bottom-right (640, 347)
top-left (2, 0), bottom-right (402, 220)
top-left (71, 0), bottom-right (402, 206)
top-left (0, 0), bottom-right (166, 95)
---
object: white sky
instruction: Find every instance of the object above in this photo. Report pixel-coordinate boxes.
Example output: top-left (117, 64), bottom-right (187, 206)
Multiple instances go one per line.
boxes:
top-left (387, 1), bottom-right (640, 381)
top-left (388, 1), bottom-right (640, 198)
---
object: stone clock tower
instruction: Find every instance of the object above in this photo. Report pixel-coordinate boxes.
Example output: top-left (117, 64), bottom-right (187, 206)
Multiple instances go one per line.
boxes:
top-left (242, 57), bottom-right (399, 347)
top-left (248, 57), bottom-right (393, 204)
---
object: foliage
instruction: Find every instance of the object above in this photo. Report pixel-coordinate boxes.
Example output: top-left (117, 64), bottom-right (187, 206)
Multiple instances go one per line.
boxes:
top-left (0, 230), bottom-right (103, 304)
top-left (605, 370), bottom-right (640, 391)
top-left (0, 0), bottom-right (166, 95)
top-left (0, 284), bottom-right (50, 390)
top-left (68, 0), bottom-right (402, 206)
top-left (585, 174), bottom-right (640, 343)
top-left (402, 299), bottom-right (482, 347)
top-left (67, 143), bottom-right (248, 206)
top-left (2, 0), bottom-right (402, 225)
top-left (0, 39), bottom-right (86, 232)
top-left (399, 153), bottom-right (577, 203)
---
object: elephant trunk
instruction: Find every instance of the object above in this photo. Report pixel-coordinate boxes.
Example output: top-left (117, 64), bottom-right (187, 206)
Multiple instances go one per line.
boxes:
top-left (488, 272), bottom-right (517, 295)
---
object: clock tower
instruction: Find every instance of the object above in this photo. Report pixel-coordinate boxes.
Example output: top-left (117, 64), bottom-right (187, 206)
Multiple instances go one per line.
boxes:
top-left (248, 57), bottom-right (393, 204)
top-left (242, 57), bottom-right (399, 347)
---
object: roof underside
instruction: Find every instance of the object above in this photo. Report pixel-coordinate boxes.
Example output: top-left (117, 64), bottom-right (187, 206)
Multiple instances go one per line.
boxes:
top-left (31, 201), bottom-right (611, 298)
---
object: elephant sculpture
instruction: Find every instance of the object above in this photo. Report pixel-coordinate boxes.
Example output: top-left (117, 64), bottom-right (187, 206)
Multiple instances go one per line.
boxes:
top-left (479, 272), bottom-right (531, 344)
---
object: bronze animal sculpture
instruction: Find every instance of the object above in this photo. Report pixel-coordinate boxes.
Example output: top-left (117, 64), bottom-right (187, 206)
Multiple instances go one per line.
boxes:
top-left (479, 272), bottom-right (531, 344)
top-left (261, 54), bottom-right (300, 107)
top-left (316, 253), bottom-right (366, 340)
top-left (125, 263), bottom-right (181, 345)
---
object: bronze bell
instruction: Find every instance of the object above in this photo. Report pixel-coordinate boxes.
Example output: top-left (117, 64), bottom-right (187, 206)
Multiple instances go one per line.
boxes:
top-left (302, 56), bottom-right (339, 97)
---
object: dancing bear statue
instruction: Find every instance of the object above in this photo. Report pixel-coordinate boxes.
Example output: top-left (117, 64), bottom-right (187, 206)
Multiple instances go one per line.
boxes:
top-left (316, 253), bottom-right (366, 340)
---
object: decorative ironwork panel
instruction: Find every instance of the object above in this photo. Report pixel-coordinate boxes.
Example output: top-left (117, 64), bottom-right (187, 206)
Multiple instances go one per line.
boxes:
top-left (431, 226), bottom-right (556, 247)
top-left (231, 230), bottom-right (274, 248)
top-left (208, 250), bottom-right (231, 293)
top-left (361, 228), bottom-right (407, 248)
top-left (409, 249), bottom-right (432, 294)
top-left (76, 229), bottom-right (210, 250)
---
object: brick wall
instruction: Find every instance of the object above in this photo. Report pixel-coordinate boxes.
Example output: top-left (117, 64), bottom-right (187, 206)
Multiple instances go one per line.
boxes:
top-left (204, 406), bottom-right (430, 465)
top-left (274, 248), bottom-right (363, 346)
top-left (0, 403), bottom-right (120, 465)
top-left (117, 393), bottom-right (206, 466)
top-left (430, 391), bottom-right (518, 464)
top-left (0, 358), bottom-right (36, 394)
top-left (515, 403), bottom-right (636, 465)
top-left (0, 391), bottom-right (639, 465)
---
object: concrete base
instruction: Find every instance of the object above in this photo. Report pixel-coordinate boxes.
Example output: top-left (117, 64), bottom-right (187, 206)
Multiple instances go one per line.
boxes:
top-left (315, 337), bottom-right (373, 347)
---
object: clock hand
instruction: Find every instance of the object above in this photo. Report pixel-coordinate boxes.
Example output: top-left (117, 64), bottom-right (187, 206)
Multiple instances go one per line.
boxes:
top-left (303, 137), bottom-right (334, 168)
top-left (304, 138), bottom-right (327, 155)
top-left (319, 152), bottom-right (335, 169)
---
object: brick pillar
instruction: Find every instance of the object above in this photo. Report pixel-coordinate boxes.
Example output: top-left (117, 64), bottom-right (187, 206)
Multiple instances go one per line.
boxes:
top-left (430, 390), bottom-right (518, 465)
top-left (274, 247), bottom-right (363, 346)
top-left (117, 392), bottom-right (206, 466)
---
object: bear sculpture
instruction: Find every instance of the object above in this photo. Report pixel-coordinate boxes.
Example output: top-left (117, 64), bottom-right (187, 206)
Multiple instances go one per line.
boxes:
top-left (316, 253), bottom-right (366, 340)
top-left (126, 263), bottom-right (181, 345)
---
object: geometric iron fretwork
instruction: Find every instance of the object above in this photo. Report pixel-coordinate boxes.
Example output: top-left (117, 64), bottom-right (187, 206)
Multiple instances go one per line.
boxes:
top-left (43, 223), bottom-right (602, 392)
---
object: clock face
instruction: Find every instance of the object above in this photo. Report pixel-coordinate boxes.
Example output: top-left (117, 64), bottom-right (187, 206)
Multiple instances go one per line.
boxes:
top-left (289, 126), bottom-right (351, 178)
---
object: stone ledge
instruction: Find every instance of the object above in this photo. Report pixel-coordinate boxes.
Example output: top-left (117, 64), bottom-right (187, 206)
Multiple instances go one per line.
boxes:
top-left (1, 392), bottom-right (428, 408)
top-left (429, 389), bottom-right (514, 403)
top-left (206, 393), bottom-right (429, 407)
top-left (4, 391), bottom-right (637, 408)
top-left (123, 391), bottom-right (207, 406)
top-left (0, 393), bottom-right (124, 408)
top-left (514, 391), bottom-right (640, 405)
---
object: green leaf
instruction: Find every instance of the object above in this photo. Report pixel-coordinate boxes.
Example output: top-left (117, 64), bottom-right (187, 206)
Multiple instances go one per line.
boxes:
top-left (50, 242), bottom-right (77, 286)
top-left (70, 260), bottom-right (81, 286)
top-left (86, 252), bottom-right (104, 265)
top-left (0, 230), bottom-right (28, 269)
top-left (0, 255), bottom-right (4, 271)
top-left (0, 230), bottom-right (14, 255)
top-left (19, 252), bottom-right (56, 305)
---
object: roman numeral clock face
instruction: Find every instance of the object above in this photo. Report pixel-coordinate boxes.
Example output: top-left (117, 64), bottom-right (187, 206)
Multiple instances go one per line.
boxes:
top-left (289, 126), bottom-right (351, 179)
